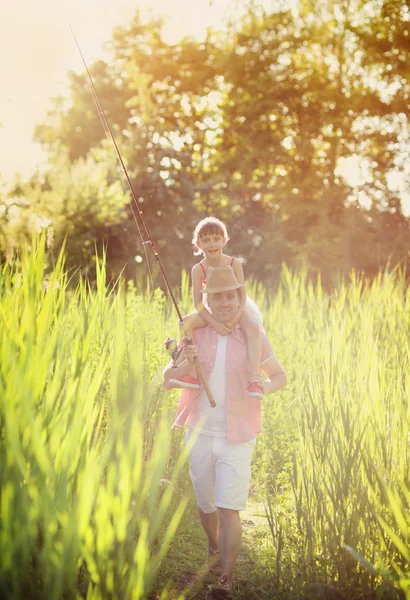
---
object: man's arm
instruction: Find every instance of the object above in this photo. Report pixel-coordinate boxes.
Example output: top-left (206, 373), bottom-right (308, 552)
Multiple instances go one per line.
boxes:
top-left (260, 354), bottom-right (287, 395)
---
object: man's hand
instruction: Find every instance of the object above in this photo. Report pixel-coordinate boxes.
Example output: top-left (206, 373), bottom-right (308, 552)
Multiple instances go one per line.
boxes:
top-left (183, 344), bottom-right (199, 364)
top-left (250, 374), bottom-right (266, 390)
top-left (251, 374), bottom-right (280, 396)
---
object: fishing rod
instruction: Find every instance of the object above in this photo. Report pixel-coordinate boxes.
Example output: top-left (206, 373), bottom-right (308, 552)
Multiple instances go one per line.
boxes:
top-left (68, 24), bottom-right (216, 408)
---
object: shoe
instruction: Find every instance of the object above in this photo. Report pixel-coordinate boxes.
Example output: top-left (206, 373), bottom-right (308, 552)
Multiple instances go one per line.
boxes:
top-left (247, 381), bottom-right (264, 399)
top-left (168, 374), bottom-right (200, 389)
top-left (212, 574), bottom-right (231, 599)
top-left (208, 545), bottom-right (222, 576)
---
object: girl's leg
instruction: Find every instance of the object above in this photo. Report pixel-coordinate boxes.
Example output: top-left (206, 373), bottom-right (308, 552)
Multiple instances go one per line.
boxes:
top-left (239, 311), bottom-right (262, 383)
top-left (179, 311), bottom-right (207, 340)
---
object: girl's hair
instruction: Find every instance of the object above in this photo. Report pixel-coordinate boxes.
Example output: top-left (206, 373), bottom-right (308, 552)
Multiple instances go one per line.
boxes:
top-left (192, 217), bottom-right (229, 255)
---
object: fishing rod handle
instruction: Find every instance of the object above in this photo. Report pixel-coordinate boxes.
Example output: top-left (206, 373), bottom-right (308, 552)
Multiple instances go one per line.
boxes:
top-left (193, 355), bottom-right (216, 408)
top-left (182, 334), bottom-right (216, 408)
top-left (165, 336), bottom-right (216, 408)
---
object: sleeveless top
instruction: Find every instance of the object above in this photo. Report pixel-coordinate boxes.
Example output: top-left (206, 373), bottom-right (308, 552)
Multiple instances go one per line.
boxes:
top-left (200, 257), bottom-right (236, 289)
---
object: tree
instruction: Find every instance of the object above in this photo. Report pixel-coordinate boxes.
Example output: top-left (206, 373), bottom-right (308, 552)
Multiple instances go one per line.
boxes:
top-left (22, 4), bottom-right (409, 285)
top-left (209, 1), bottom-right (409, 277)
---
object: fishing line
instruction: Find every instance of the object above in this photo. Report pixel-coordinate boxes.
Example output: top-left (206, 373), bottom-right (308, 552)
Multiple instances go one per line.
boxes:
top-left (68, 23), bottom-right (216, 407)
top-left (90, 84), bottom-right (154, 290)
top-left (69, 23), bottom-right (154, 290)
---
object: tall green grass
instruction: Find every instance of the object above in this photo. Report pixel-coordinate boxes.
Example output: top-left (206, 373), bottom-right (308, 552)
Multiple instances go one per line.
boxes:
top-left (1, 240), bottom-right (409, 600)
top-left (258, 267), bottom-right (410, 599)
top-left (0, 239), bottom-right (187, 600)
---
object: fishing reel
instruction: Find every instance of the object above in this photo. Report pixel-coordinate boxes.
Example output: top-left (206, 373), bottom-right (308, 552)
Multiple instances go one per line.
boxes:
top-left (164, 337), bottom-right (184, 368)
top-left (164, 336), bottom-right (193, 368)
top-left (164, 336), bottom-right (216, 407)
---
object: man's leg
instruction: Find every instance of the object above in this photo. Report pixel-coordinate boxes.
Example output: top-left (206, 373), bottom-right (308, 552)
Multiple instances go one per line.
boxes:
top-left (184, 433), bottom-right (221, 573)
top-left (212, 436), bottom-right (256, 591)
top-left (217, 508), bottom-right (242, 584)
top-left (197, 506), bottom-right (219, 551)
top-left (198, 506), bottom-right (222, 575)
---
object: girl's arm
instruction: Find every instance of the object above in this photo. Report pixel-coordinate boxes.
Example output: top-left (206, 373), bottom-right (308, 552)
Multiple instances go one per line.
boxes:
top-left (191, 265), bottom-right (230, 334)
top-left (229, 259), bottom-right (246, 325)
top-left (192, 265), bottom-right (214, 324)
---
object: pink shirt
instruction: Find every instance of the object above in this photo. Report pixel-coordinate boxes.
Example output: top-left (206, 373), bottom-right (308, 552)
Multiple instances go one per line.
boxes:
top-left (172, 325), bottom-right (274, 444)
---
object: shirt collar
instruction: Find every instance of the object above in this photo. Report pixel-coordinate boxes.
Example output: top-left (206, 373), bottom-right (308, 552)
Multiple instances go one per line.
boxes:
top-left (209, 323), bottom-right (246, 344)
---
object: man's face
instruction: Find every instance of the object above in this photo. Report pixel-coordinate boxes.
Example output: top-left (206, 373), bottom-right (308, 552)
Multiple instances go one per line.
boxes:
top-left (207, 290), bottom-right (239, 323)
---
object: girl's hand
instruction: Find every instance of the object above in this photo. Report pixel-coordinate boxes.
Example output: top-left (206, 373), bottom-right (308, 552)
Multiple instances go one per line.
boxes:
top-left (215, 322), bottom-right (232, 336)
top-left (226, 318), bottom-right (239, 329)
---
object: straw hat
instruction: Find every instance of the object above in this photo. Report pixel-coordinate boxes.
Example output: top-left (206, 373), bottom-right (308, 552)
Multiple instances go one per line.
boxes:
top-left (200, 265), bottom-right (244, 294)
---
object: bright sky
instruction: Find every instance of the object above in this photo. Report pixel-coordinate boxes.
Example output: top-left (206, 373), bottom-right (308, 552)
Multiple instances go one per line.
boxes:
top-left (0, 0), bottom-right (246, 180)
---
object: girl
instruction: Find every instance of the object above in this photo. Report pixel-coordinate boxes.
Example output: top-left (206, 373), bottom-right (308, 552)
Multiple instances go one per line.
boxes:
top-left (173, 216), bottom-right (264, 399)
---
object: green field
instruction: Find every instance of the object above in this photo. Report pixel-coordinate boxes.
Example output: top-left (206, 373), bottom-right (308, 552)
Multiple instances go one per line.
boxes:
top-left (1, 241), bottom-right (409, 599)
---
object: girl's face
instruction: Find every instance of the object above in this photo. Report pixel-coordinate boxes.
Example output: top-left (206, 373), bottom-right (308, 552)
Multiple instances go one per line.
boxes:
top-left (196, 233), bottom-right (226, 258)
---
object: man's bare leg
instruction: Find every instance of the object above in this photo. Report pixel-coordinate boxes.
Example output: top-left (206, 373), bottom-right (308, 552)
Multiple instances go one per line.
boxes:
top-left (198, 507), bottom-right (219, 551)
top-left (217, 507), bottom-right (242, 583)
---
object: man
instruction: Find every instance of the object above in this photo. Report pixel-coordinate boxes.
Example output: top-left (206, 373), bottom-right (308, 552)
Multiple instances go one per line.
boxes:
top-left (163, 266), bottom-right (287, 599)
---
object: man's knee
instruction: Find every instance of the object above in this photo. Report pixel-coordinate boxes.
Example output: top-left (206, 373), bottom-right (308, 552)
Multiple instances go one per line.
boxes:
top-left (198, 506), bottom-right (217, 518)
top-left (217, 507), bottom-right (240, 522)
top-left (179, 312), bottom-right (198, 335)
top-left (179, 313), bottom-right (192, 330)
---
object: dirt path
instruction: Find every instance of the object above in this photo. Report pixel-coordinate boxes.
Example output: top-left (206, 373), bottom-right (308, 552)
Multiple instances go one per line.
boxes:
top-left (151, 499), bottom-right (275, 600)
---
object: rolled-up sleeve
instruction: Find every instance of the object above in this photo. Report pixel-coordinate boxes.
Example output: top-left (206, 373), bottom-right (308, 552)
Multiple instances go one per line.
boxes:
top-left (260, 334), bottom-right (274, 365)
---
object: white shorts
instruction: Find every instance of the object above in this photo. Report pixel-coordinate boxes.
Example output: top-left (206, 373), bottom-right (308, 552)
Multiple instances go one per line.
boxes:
top-left (184, 430), bottom-right (256, 513)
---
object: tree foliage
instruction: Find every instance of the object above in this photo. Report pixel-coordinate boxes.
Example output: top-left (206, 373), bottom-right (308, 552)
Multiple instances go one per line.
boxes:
top-left (2, 2), bottom-right (409, 285)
